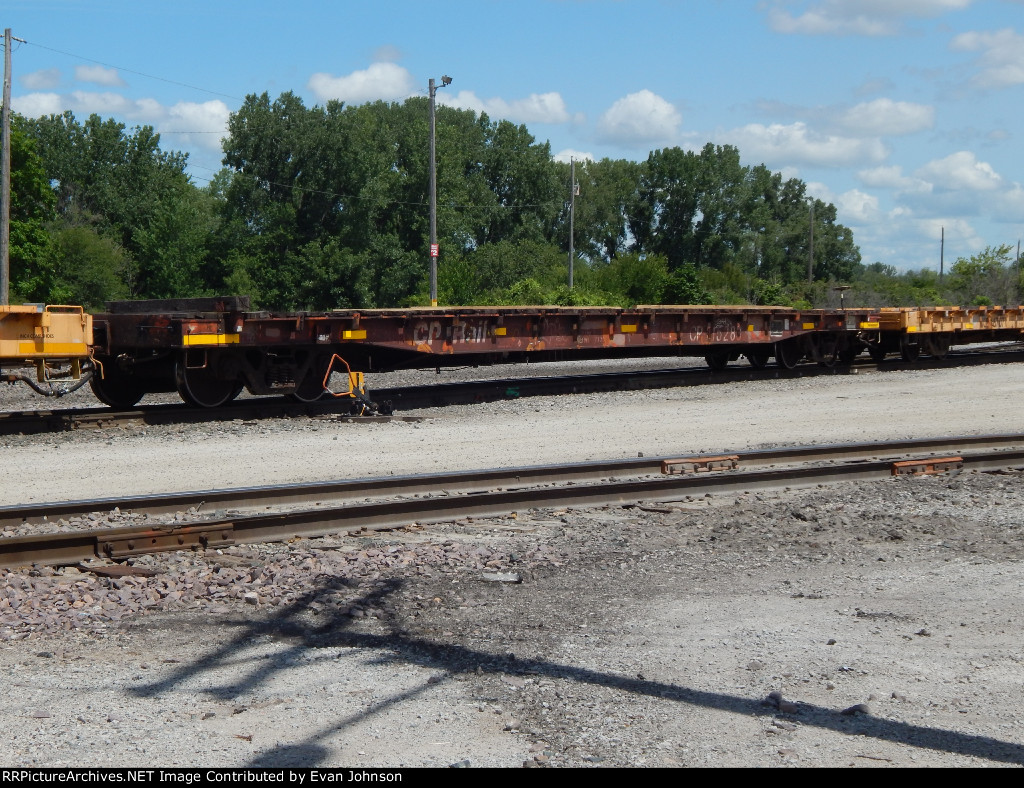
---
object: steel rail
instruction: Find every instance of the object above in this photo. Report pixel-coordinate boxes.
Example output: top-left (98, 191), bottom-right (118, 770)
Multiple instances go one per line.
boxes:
top-left (4, 433), bottom-right (1024, 529)
top-left (3, 439), bottom-right (1024, 569)
top-left (3, 346), bottom-right (1023, 436)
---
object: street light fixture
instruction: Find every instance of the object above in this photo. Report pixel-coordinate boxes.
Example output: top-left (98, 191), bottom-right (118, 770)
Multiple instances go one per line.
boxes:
top-left (428, 75), bottom-right (452, 307)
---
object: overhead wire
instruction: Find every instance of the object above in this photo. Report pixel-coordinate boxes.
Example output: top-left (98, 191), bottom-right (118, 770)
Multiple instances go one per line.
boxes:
top-left (20, 39), bottom-right (243, 102)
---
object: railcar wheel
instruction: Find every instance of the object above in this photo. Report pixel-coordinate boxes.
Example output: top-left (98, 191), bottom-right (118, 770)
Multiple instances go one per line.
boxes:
top-left (291, 355), bottom-right (332, 403)
top-left (90, 369), bottom-right (146, 410)
top-left (923, 334), bottom-right (950, 360)
top-left (774, 339), bottom-right (802, 370)
top-left (705, 351), bottom-right (730, 370)
top-left (838, 345), bottom-right (862, 364)
top-left (745, 349), bottom-right (771, 369)
top-left (813, 334), bottom-right (839, 368)
top-left (175, 359), bottom-right (242, 408)
top-left (899, 335), bottom-right (921, 362)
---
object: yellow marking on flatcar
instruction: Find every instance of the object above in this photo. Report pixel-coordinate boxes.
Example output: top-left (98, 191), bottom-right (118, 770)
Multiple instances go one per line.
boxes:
top-left (16, 341), bottom-right (90, 355)
top-left (859, 321), bottom-right (880, 329)
top-left (620, 324), bottom-right (638, 333)
top-left (492, 327), bottom-right (507, 336)
top-left (182, 333), bottom-right (240, 346)
top-left (341, 329), bottom-right (367, 340)
top-left (801, 322), bottom-right (816, 330)
top-left (906, 326), bottom-right (919, 333)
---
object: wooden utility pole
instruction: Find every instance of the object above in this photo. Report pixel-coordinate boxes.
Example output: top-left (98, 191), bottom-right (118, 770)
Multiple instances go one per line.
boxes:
top-left (940, 226), bottom-right (944, 282)
top-left (1, 28), bottom-right (12, 305)
top-left (568, 157), bottom-right (576, 289)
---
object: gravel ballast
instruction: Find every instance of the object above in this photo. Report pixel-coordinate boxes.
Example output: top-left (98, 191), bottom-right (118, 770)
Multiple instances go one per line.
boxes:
top-left (1, 360), bottom-right (1023, 768)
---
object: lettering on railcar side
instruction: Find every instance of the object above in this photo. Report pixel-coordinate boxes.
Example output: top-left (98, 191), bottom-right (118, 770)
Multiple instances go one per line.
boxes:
top-left (413, 319), bottom-right (489, 344)
top-left (711, 318), bottom-right (741, 343)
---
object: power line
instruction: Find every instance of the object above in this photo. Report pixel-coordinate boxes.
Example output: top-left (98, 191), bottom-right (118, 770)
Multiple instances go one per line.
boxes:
top-left (21, 39), bottom-right (242, 101)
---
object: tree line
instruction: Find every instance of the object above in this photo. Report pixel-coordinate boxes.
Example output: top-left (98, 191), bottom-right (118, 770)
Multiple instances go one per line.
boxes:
top-left (5, 93), bottom-right (1020, 311)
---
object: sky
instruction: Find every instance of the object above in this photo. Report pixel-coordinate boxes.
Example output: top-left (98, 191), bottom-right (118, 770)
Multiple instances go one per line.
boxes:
top-left (3, 0), bottom-right (1023, 272)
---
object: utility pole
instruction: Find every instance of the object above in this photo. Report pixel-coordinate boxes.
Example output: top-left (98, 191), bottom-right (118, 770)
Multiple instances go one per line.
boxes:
top-left (940, 226), bottom-right (944, 282)
top-left (428, 75), bottom-right (451, 307)
top-left (807, 199), bottom-right (814, 285)
top-left (567, 157), bottom-right (576, 289)
top-left (1, 28), bottom-right (13, 305)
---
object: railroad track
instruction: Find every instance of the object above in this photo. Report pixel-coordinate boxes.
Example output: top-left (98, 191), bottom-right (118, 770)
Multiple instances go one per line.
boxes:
top-left (4, 345), bottom-right (1024, 436)
top-left (4, 434), bottom-right (1024, 569)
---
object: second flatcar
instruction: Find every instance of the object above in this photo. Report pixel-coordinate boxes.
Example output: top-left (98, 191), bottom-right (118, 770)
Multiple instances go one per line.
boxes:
top-left (86, 296), bottom-right (872, 408)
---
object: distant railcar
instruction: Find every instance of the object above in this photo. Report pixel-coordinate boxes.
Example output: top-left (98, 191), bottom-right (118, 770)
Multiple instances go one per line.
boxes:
top-left (0, 304), bottom-right (93, 396)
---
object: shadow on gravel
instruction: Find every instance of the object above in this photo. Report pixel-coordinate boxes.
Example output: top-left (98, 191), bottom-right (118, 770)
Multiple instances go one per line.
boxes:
top-left (130, 576), bottom-right (1024, 767)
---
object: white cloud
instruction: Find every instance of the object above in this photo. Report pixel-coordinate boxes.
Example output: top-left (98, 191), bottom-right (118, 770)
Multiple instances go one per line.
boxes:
top-left (836, 98), bottom-right (934, 136)
top-left (441, 90), bottom-right (571, 124)
top-left (158, 100), bottom-right (232, 151)
top-left (11, 92), bottom-right (63, 117)
top-left (307, 62), bottom-right (415, 103)
top-left (951, 28), bottom-right (1024, 89)
top-left (596, 90), bottom-right (681, 146)
top-left (21, 68), bottom-right (61, 91)
top-left (911, 216), bottom-right (981, 250)
top-left (67, 90), bottom-right (134, 115)
top-left (991, 183), bottom-right (1024, 223)
top-left (915, 151), bottom-right (1003, 191)
top-left (723, 121), bottom-right (888, 167)
top-left (74, 64), bottom-right (126, 87)
top-left (553, 149), bottom-right (594, 164)
top-left (836, 188), bottom-right (881, 222)
top-left (14, 90), bottom-right (230, 152)
top-left (851, 209), bottom-right (982, 270)
top-left (767, 0), bottom-right (973, 36)
top-left (858, 165), bottom-right (934, 195)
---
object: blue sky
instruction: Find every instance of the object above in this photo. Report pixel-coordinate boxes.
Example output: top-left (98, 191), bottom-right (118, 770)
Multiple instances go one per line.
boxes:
top-left (4, 0), bottom-right (1023, 272)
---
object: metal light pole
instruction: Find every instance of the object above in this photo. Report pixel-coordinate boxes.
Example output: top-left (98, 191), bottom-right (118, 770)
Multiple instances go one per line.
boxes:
top-left (807, 198), bottom-right (814, 286)
top-left (428, 75), bottom-right (452, 307)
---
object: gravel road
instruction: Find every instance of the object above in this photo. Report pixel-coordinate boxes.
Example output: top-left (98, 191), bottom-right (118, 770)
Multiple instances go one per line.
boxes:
top-left (1, 359), bottom-right (1023, 768)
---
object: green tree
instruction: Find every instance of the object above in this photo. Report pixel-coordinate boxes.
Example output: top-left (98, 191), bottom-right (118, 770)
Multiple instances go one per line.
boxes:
top-left (947, 245), bottom-right (1017, 306)
top-left (633, 145), bottom-right (859, 287)
top-left (21, 111), bottom-right (200, 299)
top-left (590, 253), bottom-right (668, 305)
top-left (6, 121), bottom-right (56, 301)
top-left (664, 262), bottom-right (711, 304)
top-left (563, 157), bottom-right (642, 262)
top-left (44, 226), bottom-right (130, 308)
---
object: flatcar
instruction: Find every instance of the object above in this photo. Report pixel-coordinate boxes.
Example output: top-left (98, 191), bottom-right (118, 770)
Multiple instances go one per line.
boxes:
top-left (863, 306), bottom-right (1024, 361)
top-left (85, 297), bottom-right (874, 409)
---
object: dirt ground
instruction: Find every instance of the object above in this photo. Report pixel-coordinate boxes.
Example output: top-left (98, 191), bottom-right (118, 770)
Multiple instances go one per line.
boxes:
top-left (2, 362), bottom-right (1024, 767)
